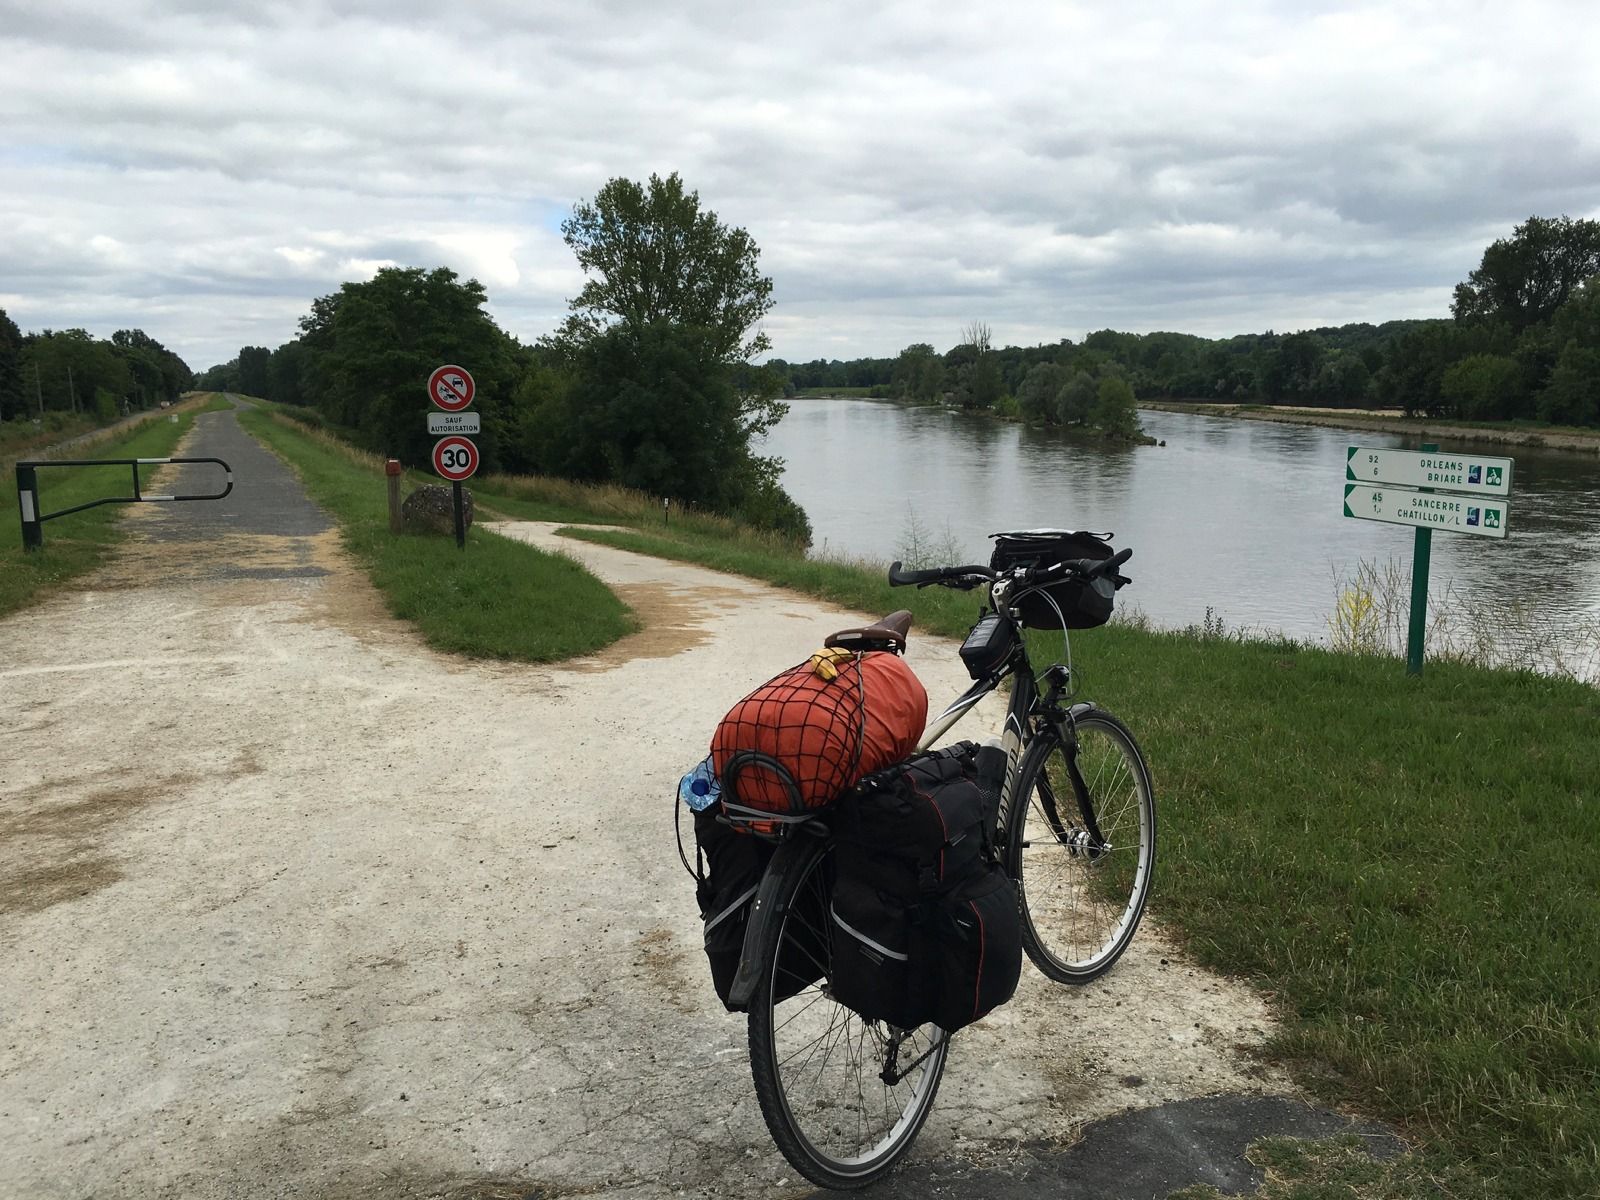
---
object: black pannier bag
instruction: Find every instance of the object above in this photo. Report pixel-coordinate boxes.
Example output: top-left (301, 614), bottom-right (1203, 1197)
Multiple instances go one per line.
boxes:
top-left (829, 743), bottom-right (1022, 1033)
top-left (691, 807), bottom-right (825, 1012)
top-left (990, 529), bottom-right (1118, 630)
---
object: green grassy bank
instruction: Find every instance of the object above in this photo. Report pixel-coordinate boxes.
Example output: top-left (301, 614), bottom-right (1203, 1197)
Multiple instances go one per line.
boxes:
top-left (234, 406), bottom-right (637, 661)
top-left (1, 411), bottom-right (201, 617)
top-left (561, 524), bottom-right (1597, 1199)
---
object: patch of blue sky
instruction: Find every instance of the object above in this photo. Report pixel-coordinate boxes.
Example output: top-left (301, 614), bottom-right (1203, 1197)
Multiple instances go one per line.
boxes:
top-left (0, 143), bottom-right (85, 167)
top-left (525, 201), bottom-right (569, 234)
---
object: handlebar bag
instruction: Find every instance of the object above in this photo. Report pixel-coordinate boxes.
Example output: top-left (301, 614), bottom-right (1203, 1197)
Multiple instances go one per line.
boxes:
top-left (711, 650), bottom-right (927, 823)
top-left (829, 743), bottom-right (1021, 1032)
top-left (990, 529), bottom-right (1117, 630)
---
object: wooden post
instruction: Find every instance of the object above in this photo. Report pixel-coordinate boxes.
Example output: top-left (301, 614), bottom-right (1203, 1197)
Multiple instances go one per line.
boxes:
top-left (385, 459), bottom-right (403, 533)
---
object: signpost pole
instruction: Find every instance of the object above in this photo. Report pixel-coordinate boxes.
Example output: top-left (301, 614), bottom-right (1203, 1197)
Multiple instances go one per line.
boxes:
top-left (452, 481), bottom-right (465, 550)
top-left (1405, 442), bottom-right (1438, 677)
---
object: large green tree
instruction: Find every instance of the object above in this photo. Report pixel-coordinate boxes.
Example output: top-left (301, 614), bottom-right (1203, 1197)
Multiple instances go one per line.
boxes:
top-left (892, 342), bottom-right (944, 403)
top-left (0, 308), bottom-right (24, 421)
top-left (295, 266), bottom-right (519, 467)
top-left (1538, 276), bottom-right (1600, 425)
top-left (237, 346), bottom-right (273, 399)
top-left (1452, 215), bottom-right (1600, 333)
top-left (536, 321), bottom-right (807, 538)
top-left (1440, 353), bottom-right (1523, 420)
top-left (1017, 361), bottom-right (1065, 422)
top-left (556, 171), bottom-right (774, 364)
top-left (19, 330), bottom-right (133, 415)
top-left (111, 329), bottom-right (193, 405)
top-left (547, 173), bottom-right (802, 536)
top-left (950, 322), bottom-right (1003, 410)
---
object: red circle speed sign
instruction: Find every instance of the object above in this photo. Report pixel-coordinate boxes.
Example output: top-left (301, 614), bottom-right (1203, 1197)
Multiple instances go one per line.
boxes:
top-left (432, 435), bottom-right (479, 481)
top-left (427, 364), bottom-right (475, 412)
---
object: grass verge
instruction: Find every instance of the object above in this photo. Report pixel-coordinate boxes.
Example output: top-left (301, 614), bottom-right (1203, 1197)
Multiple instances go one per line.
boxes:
top-left (1123, 625), bottom-right (1598, 1199)
top-left (1168, 1133), bottom-right (1482, 1199)
top-left (237, 407), bottom-right (637, 662)
top-left (1, 413), bottom-right (196, 618)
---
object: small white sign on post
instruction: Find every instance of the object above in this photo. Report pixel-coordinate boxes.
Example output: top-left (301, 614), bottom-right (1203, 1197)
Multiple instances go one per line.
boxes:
top-left (428, 411), bottom-right (481, 436)
top-left (1346, 447), bottom-right (1513, 496)
top-left (1342, 483), bottom-right (1510, 539)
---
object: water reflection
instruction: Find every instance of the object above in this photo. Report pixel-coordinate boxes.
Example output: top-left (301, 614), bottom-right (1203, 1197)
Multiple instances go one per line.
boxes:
top-left (764, 399), bottom-right (1600, 659)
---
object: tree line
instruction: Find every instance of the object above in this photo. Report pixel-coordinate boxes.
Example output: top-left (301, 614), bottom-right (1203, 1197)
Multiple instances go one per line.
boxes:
top-left (200, 173), bottom-right (808, 540)
top-left (195, 206), bottom-right (1600, 544)
top-left (0, 312), bottom-right (194, 425)
top-left (772, 215), bottom-right (1600, 428)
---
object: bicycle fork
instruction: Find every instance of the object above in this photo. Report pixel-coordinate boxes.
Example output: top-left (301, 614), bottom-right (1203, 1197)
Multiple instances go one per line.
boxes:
top-left (1026, 675), bottom-right (1112, 862)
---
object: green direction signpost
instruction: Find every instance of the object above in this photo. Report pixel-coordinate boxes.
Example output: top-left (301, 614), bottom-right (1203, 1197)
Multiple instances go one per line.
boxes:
top-left (1345, 446), bottom-right (1513, 495)
top-left (1343, 444), bottom-right (1515, 675)
top-left (1341, 484), bottom-right (1509, 538)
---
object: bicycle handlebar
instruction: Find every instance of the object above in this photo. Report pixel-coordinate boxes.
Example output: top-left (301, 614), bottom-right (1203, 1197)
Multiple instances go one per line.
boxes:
top-left (889, 546), bottom-right (1133, 590)
top-left (887, 561), bottom-right (996, 588)
top-left (1057, 547), bottom-right (1133, 582)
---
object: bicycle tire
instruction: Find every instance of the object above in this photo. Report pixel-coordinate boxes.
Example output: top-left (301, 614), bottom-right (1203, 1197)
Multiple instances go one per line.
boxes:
top-left (748, 840), bottom-right (949, 1189)
top-left (1007, 707), bottom-right (1155, 983)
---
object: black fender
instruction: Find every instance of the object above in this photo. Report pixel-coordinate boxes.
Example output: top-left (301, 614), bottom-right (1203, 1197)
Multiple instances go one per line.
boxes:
top-left (727, 826), bottom-right (829, 1011)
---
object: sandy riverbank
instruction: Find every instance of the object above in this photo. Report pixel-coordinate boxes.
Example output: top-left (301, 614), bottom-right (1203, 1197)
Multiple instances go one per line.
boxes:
top-left (1139, 402), bottom-right (1600, 455)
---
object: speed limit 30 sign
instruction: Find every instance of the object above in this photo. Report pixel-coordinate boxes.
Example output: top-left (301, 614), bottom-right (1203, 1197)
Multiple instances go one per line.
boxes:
top-left (432, 435), bottom-right (479, 481)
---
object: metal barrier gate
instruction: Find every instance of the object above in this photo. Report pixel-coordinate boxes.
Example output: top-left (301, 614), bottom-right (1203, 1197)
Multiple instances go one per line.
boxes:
top-left (14, 457), bottom-right (234, 551)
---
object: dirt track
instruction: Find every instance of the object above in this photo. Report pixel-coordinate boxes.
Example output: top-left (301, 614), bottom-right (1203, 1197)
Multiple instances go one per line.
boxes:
top-left (0, 408), bottom-right (1302, 1198)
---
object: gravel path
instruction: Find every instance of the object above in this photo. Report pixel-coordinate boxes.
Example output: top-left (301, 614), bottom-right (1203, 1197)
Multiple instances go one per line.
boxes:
top-left (1, 406), bottom-right (1311, 1199)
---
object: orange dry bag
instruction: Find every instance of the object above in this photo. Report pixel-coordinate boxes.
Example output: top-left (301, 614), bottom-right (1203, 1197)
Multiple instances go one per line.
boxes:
top-left (711, 650), bottom-right (927, 825)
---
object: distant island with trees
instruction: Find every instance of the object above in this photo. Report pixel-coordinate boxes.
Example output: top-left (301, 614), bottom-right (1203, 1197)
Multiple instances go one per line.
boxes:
top-left (768, 215), bottom-right (1600, 432)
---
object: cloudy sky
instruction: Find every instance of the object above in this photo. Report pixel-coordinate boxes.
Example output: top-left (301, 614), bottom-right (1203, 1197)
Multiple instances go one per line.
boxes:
top-left (3, 0), bottom-right (1598, 372)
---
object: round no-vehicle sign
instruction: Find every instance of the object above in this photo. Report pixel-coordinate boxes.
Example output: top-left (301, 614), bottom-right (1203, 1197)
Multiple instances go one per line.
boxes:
top-left (428, 364), bottom-right (476, 411)
top-left (432, 435), bottom-right (479, 481)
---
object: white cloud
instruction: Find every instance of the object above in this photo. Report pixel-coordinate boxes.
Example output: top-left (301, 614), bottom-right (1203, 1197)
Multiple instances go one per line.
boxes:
top-left (2, 0), bottom-right (1599, 368)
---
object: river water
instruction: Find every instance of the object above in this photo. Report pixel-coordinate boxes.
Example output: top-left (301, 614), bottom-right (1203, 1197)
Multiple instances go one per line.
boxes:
top-left (763, 398), bottom-right (1600, 669)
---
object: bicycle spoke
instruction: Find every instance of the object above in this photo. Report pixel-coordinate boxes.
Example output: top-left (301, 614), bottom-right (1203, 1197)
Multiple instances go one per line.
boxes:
top-left (751, 840), bottom-right (949, 1185)
top-left (1011, 715), bottom-right (1154, 983)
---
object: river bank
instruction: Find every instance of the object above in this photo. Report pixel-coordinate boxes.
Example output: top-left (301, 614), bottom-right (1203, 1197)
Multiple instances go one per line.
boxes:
top-left (1138, 401), bottom-right (1600, 455)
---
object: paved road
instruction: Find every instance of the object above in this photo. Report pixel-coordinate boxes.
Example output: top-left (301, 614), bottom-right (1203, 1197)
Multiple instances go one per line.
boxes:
top-left (136, 398), bottom-right (333, 580)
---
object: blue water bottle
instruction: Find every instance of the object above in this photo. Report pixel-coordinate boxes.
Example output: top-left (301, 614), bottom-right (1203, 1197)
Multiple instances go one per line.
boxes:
top-left (678, 755), bottom-right (721, 812)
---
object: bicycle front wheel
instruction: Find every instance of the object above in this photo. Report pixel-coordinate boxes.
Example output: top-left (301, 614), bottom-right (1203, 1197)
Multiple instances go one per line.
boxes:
top-left (1008, 707), bottom-right (1155, 983)
top-left (748, 841), bottom-right (949, 1190)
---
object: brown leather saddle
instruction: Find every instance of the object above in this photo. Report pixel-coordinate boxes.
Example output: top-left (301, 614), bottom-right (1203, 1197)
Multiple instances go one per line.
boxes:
top-left (822, 609), bottom-right (913, 654)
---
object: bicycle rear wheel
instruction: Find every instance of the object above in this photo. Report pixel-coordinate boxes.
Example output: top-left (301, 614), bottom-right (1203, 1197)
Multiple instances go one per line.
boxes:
top-left (1008, 707), bottom-right (1155, 983)
top-left (748, 841), bottom-right (949, 1189)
